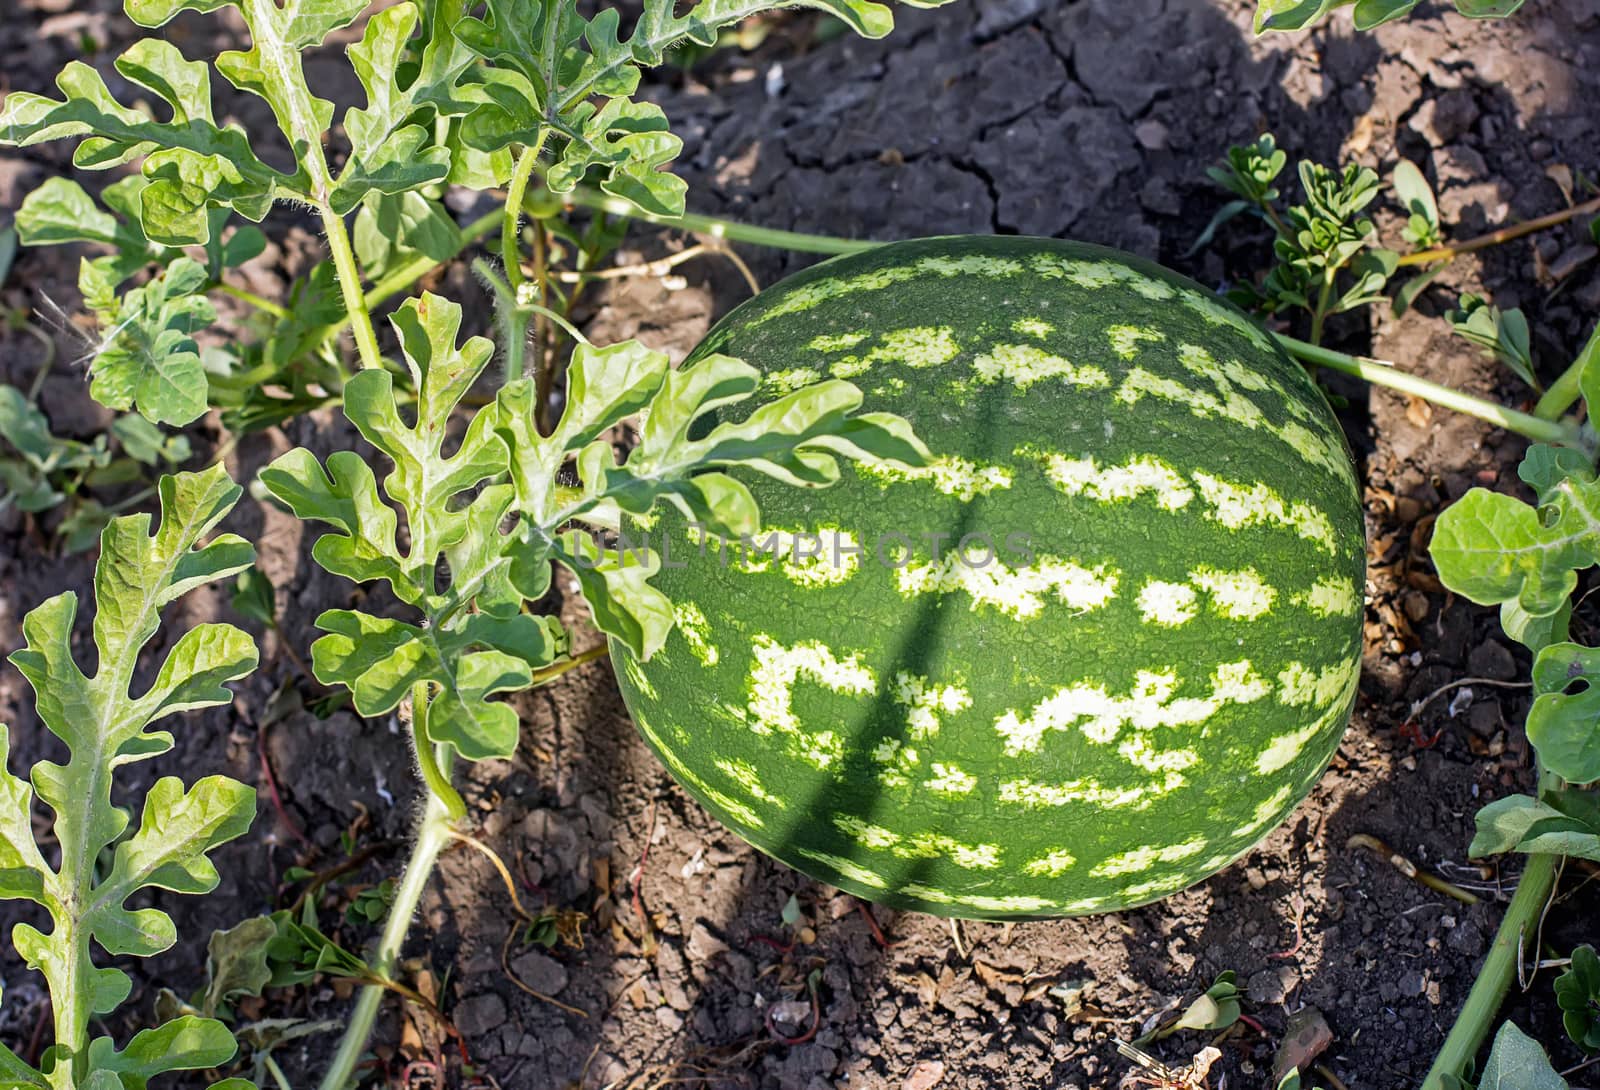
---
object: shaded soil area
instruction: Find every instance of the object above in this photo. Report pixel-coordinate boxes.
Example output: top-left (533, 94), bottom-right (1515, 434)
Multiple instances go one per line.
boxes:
top-left (3, 1), bottom-right (1600, 1087)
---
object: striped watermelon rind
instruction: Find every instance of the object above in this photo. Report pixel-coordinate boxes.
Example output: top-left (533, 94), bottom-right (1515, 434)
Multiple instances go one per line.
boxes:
top-left (611, 235), bottom-right (1364, 919)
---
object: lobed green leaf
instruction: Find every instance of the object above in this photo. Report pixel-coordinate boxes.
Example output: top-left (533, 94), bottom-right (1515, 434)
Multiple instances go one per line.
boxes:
top-left (0, 463), bottom-right (257, 1083)
top-left (1554, 944), bottom-right (1600, 1052)
top-left (1432, 447), bottom-right (1600, 619)
top-left (1527, 643), bottom-right (1600, 785)
top-left (451, 0), bottom-right (953, 213)
top-left (1255, 0), bottom-right (1522, 30)
top-left (84, 1015), bottom-right (242, 1089)
top-left (0, 42), bottom-right (289, 244)
top-left (1470, 790), bottom-right (1600, 862)
top-left (333, 2), bottom-right (451, 213)
top-left (87, 257), bottom-right (217, 426)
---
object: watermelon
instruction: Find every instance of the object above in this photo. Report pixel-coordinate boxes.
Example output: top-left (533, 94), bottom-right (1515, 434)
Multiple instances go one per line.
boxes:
top-left (611, 236), bottom-right (1364, 918)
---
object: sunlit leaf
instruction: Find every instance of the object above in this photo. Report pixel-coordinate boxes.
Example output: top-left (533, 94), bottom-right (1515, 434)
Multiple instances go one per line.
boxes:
top-left (1527, 643), bottom-right (1600, 784)
top-left (88, 256), bottom-right (216, 426)
top-left (451, 0), bottom-right (954, 215)
top-left (0, 464), bottom-right (256, 1084)
top-left (1431, 446), bottom-right (1600, 618)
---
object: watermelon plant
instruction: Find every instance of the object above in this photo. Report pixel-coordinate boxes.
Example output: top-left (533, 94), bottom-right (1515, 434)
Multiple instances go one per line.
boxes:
top-left (0, 465), bottom-right (259, 1088)
top-left (1425, 420), bottom-right (1600, 1089)
top-left (0, 0), bottom-right (949, 437)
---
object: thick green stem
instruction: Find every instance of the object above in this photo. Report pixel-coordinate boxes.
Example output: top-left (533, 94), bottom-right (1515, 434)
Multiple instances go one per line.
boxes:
top-left (1280, 336), bottom-right (1584, 447)
top-left (1419, 849), bottom-right (1560, 1090)
top-left (502, 133), bottom-right (550, 296)
top-left (1533, 322), bottom-right (1600, 421)
top-left (531, 218), bottom-right (552, 420)
top-left (411, 683), bottom-right (465, 821)
top-left (318, 690), bottom-right (458, 1090)
top-left (318, 204), bottom-right (383, 372)
top-left (47, 916), bottom-right (92, 1090)
top-left (213, 280), bottom-right (291, 319)
top-left (243, 3), bottom-right (383, 374)
top-left (548, 187), bottom-right (878, 255)
top-left (501, 299), bottom-right (528, 388)
top-left (316, 782), bottom-right (454, 1090)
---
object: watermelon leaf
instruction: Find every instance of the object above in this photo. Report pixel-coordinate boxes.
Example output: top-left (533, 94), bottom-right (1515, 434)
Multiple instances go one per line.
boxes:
top-left (1471, 791), bottom-right (1600, 862)
top-left (261, 293), bottom-right (568, 765)
top-left (1527, 643), bottom-right (1600, 785)
top-left (551, 532), bottom-right (676, 660)
top-left (83, 1016), bottom-right (243, 1085)
top-left (1254, 0), bottom-right (1522, 30)
top-left (0, 464), bottom-right (257, 1085)
top-left (0, 36), bottom-right (293, 244)
top-left (1432, 447), bottom-right (1600, 787)
top-left (14, 177), bottom-right (163, 284)
top-left (1253, 0), bottom-right (1346, 32)
top-left (1554, 944), bottom-right (1600, 1053)
top-left (1476, 1021), bottom-right (1570, 1090)
top-left (1431, 446), bottom-right (1600, 620)
top-left (1499, 599), bottom-right (1573, 655)
top-left (329, 2), bottom-right (452, 214)
top-left (449, 0), bottom-right (953, 213)
top-left (86, 256), bottom-right (216, 427)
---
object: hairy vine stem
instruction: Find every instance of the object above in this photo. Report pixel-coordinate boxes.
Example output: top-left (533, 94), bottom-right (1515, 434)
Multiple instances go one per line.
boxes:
top-left (1419, 775), bottom-right (1564, 1090)
top-left (502, 132), bottom-right (552, 300)
top-left (273, 210), bottom-right (503, 359)
top-left (319, 205), bottom-right (384, 372)
top-left (319, 692), bottom-right (459, 1090)
top-left (411, 683), bottom-right (466, 821)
